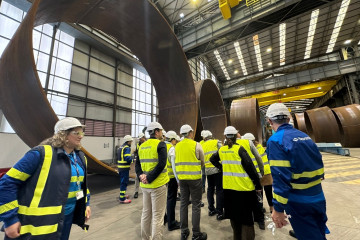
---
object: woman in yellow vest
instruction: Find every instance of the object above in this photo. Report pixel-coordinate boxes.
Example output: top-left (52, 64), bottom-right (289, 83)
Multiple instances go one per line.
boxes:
top-left (242, 133), bottom-right (273, 213)
top-left (0, 117), bottom-right (91, 240)
top-left (210, 126), bottom-right (261, 240)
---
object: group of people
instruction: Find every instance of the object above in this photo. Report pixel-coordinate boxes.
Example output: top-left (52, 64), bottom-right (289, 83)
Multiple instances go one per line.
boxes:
top-left (0, 102), bottom-right (329, 240)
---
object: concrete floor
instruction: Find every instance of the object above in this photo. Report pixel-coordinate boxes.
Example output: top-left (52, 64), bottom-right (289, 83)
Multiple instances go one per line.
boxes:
top-left (2, 152), bottom-right (360, 239)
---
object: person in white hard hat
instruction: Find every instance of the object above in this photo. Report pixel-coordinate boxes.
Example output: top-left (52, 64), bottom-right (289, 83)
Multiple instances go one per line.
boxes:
top-left (201, 130), bottom-right (224, 220)
top-left (210, 126), bottom-right (261, 240)
top-left (117, 135), bottom-right (134, 204)
top-left (135, 122), bottom-right (169, 240)
top-left (164, 131), bottom-right (181, 231)
top-left (133, 132), bottom-right (147, 199)
top-left (175, 124), bottom-right (207, 240)
top-left (266, 103), bottom-right (328, 240)
top-left (242, 133), bottom-right (274, 214)
top-left (199, 131), bottom-right (208, 195)
top-left (0, 117), bottom-right (91, 240)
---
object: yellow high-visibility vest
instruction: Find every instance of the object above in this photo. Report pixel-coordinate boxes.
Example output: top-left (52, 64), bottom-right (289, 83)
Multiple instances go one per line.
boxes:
top-left (256, 144), bottom-right (271, 175)
top-left (219, 144), bottom-right (255, 191)
top-left (139, 139), bottom-right (169, 188)
top-left (236, 139), bottom-right (259, 173)
top-left (166, 143), bottom-right (175, 179)
top-left (202, 139), bottom-right (218, 168)
top-left (175, 138), bottom-right (201, 180)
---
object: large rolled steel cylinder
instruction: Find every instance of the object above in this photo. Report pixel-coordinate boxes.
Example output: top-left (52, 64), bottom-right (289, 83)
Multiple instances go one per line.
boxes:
top-left (194, 79), bottom-right (227, 141)
top-left (304, 106), bottom-right (341, 143)
top-left (230, 98), bottom-right (262, 143)
top-left (0, 0), bottom-right (198, 174)
top-left (331, 104), bottom-right (360, 147)
top-left (293, 113), bottom-right (308, 134)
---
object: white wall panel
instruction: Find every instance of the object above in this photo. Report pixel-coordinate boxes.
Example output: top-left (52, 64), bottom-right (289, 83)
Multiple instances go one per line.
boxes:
top-left (88, 72), bottom-right (114, 92)
top-left (67, 99), bottom-right (85, 118)
top-left (117, 96), bottom-right (132, 109)
top-left (86, 103), bottom-right (112, 121)
top-left (74, 40), bottom-right (90, 54)
top-left (69, 82), bottom-right (86, 97)
top-left (70, 66), bottom-right (88, 84)
top-left (90, 58), bottom-right (115, 79)
top-left (81, 136), bottom-right (114, 162)
top-left (118, 84), bottom-right (132, 98)
top-left (0, 133), bottom-right (30, 168)
top-left (91, 48), bottom-right (115, 66)
top-left (72, 49), bottom-right (89, 69)
top-left (87, 88), bottom-right (113, 103)
top-left (116, 110), bottom-right (132, 124)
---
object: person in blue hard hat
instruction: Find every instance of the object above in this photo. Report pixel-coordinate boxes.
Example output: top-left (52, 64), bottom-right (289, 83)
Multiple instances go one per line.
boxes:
top-left (266, 103), bottom-right (329, 240)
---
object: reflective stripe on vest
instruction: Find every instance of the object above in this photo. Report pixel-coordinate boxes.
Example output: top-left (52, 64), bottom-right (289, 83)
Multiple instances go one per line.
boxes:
top-left (118, 145), bottom-right (131, 169)
top-left (236, 139), bottom-right (259, 173)
top-left (202, 139), bottom-right (218, 169)
top-left (256, 144), bottom-right (271, 175)
top-left (175, 138), bottom-right (201, 180)
top-left (139, 139), bottom-right (169, 188)
top-left (166, 143), bottom-right (175, 178)
top-left (219, 144), bottom-right (255, 191)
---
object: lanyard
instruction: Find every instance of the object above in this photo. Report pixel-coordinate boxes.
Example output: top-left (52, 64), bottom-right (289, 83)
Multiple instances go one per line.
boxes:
top-left (66, 151), bottom-right (81, 190)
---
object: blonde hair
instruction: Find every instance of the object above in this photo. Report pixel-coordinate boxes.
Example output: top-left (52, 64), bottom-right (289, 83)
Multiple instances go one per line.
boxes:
top-left (40, 129), bottom-right (82, 150)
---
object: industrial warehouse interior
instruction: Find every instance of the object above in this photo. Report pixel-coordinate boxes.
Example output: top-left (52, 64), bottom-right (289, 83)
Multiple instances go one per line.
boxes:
top-left (0, 0), bottom-right (360, 239)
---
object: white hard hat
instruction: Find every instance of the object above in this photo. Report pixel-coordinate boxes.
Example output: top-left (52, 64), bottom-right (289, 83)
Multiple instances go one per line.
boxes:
top-left (124, 135), bottom-right (133, 142)
top-left (224, 126), bottom-right (238, 135)
top-left (54, 117), bottom-right (85, 134)
top-left (147, 122), bottom-right (163, 131)
top-left (175, 135), bottom-right (181, 141)
top-left (201, 130), bottom-right (207, 138)
top-left (203, 130), bottom-right (213, 138)
top-left (180, 124), bottom-right (193, 134)
top-left (138, 132), bottom-right (145, 138)
top-left (266, 103), bottom-right (290, 119)
top-left (163, 131), bottom-right (166, 136)
top-left (242, 133), bottom-right (255, 141)
top-left (165, 130), bottom-right (177, 140)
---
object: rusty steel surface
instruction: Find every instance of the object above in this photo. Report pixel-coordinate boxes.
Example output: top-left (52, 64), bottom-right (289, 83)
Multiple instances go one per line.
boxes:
top-left (194, 79), bottom-right (227, 141)
top-left (0, 0), bottom-right (197, 174)
top-left (332, 104), bottom-right (360, 147)
top-left (293, 113), bottom-right (308, 134)
top-left (230, 98), bottom-right (262, 143)
top-left (304, 106), bottom-right (341, 143)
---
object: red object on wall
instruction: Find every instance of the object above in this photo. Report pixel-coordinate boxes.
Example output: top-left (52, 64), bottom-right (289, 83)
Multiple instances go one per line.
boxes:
top-left (0, 168), bottom-right (10, 179)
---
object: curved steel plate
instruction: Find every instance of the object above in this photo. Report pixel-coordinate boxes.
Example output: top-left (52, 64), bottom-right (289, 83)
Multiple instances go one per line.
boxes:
top-left (0, 0), bottom-right (197, 174)
top-left (332, 104), bottom-right (360, 147)
top-left (194, 79), bottom-right (227, 141)
top-left (230, 98), bottom-right (262, 143)
top-left (304, 106), bottom-right (341, 143)
top-left (293, 113), bottom-right (308, 134)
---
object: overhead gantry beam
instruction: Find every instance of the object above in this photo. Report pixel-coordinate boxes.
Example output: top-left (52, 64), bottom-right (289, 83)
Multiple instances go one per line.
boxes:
top-left (221, 57), bottom-right (360, 99)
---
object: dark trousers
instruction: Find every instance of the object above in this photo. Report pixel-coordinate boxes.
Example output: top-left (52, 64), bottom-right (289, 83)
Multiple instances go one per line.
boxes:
top-left (60, 211), bottom-right (74, 240)
top-left (179, 179), bottom-right (202, 235)
top-left (201, 167), bottom-right (206, 189)
top-left (263, 185), bottom-right (273, 207)
top-left (167, 177), bottom-right (178, 227)
top-left (206, 172), bottom-right (224, 214)
top-left (230, 219), bottom-right (255, 240)
top-left (286, 200), bottom-right (328, 240)
top-left (119, 169), bottom-right (129, 200)
top-left (253, 189), bottom-right (264, 223)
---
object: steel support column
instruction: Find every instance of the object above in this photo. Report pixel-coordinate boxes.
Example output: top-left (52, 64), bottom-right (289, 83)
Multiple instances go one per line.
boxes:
top-left (349, 74), bottom-right (360, 104)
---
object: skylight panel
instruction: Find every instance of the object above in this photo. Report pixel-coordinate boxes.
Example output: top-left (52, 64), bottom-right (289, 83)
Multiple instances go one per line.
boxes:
top-left (304, 9), bottom-right (320, 59)
top-left (326, 0), bottom-right (351, 53)
top-left (253, 35), bottom-right (263, 72)
top-left (234, 41), bottom-right (248, 75)
top-left (214, 50), bottom-right (230, 80)
top-left (279, 23), bottom-right (286, 66)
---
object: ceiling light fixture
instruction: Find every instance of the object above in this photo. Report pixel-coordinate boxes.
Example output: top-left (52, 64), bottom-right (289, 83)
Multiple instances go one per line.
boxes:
top-left (304, 9), bottom-right (320, 59)
top-left (318, 87), bottom-right (322, 90)
top-left (326, 0), bottom-right (351, 53)
top-left (214, 50), bottom-right (230, 80)
top-left (268, 62), bottom-right (272, 66)
top-left (253, 35), bottom-right (263, 72)
top-left (179, 13), bottom-right (184, 18)
top-left (283, 93), bottom-right (287, 96)
top-left (228, 59), bottom-right (233, 64)
top-left (234, 70), bottom-right (238, 74)
top-left (266, 48), bottom-right (272, 52)
top-left (234, 41), bottom-right (248, 75)
top-left (344, 39), bottom-right (352, 44)
top-left (279, 23), bottom-right (286, 66)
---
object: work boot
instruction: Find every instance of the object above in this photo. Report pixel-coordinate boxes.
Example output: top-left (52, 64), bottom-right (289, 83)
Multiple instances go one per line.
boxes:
top-left (192, 232), bottom-right (207, 240)
top-left (134, 192), bottom-right (138, 198)
top-left (181, 229), bottom-right (190, 240)
top-left (119, 199), bottom-right (131, 204)
top-left (200, 201), bottom-right (205, 207)
top-left (216, 214), bottom-right (224, 221)
top-left (168, 220), bottom-right (180, 231)
top-left (257, 221), bottom-right (265, 230)
top-left (208, 210), bottom-right (217, 216)
top-left (289, 230), bottom-right (297, 238)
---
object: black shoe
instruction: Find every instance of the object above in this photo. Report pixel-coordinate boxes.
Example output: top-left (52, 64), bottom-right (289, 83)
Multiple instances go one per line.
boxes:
top-left (164, 215), bottom-right (167, 225)
top-left (168, 221), bottom-right (180, 231)
top-left (200, 201), bottom-right (205, 207)
top-left (208, 210), bottom-right (216, 216)
top-left (134, 192), bottom-right (138, 198)
top-left (216, 214), bottom-right (224, 221)
top-left (289, 230), bottom-right (297, 239)
top-left (181, 230), bottom-right (190, 240)
top-left (262, 207), bottom-right (266, 213)
top-left (257, 221), bottom-right (265, 230)
top-left (176, 196), bottom-right (180, 201)
top-left (192, 232), bottom-right (207, 240)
